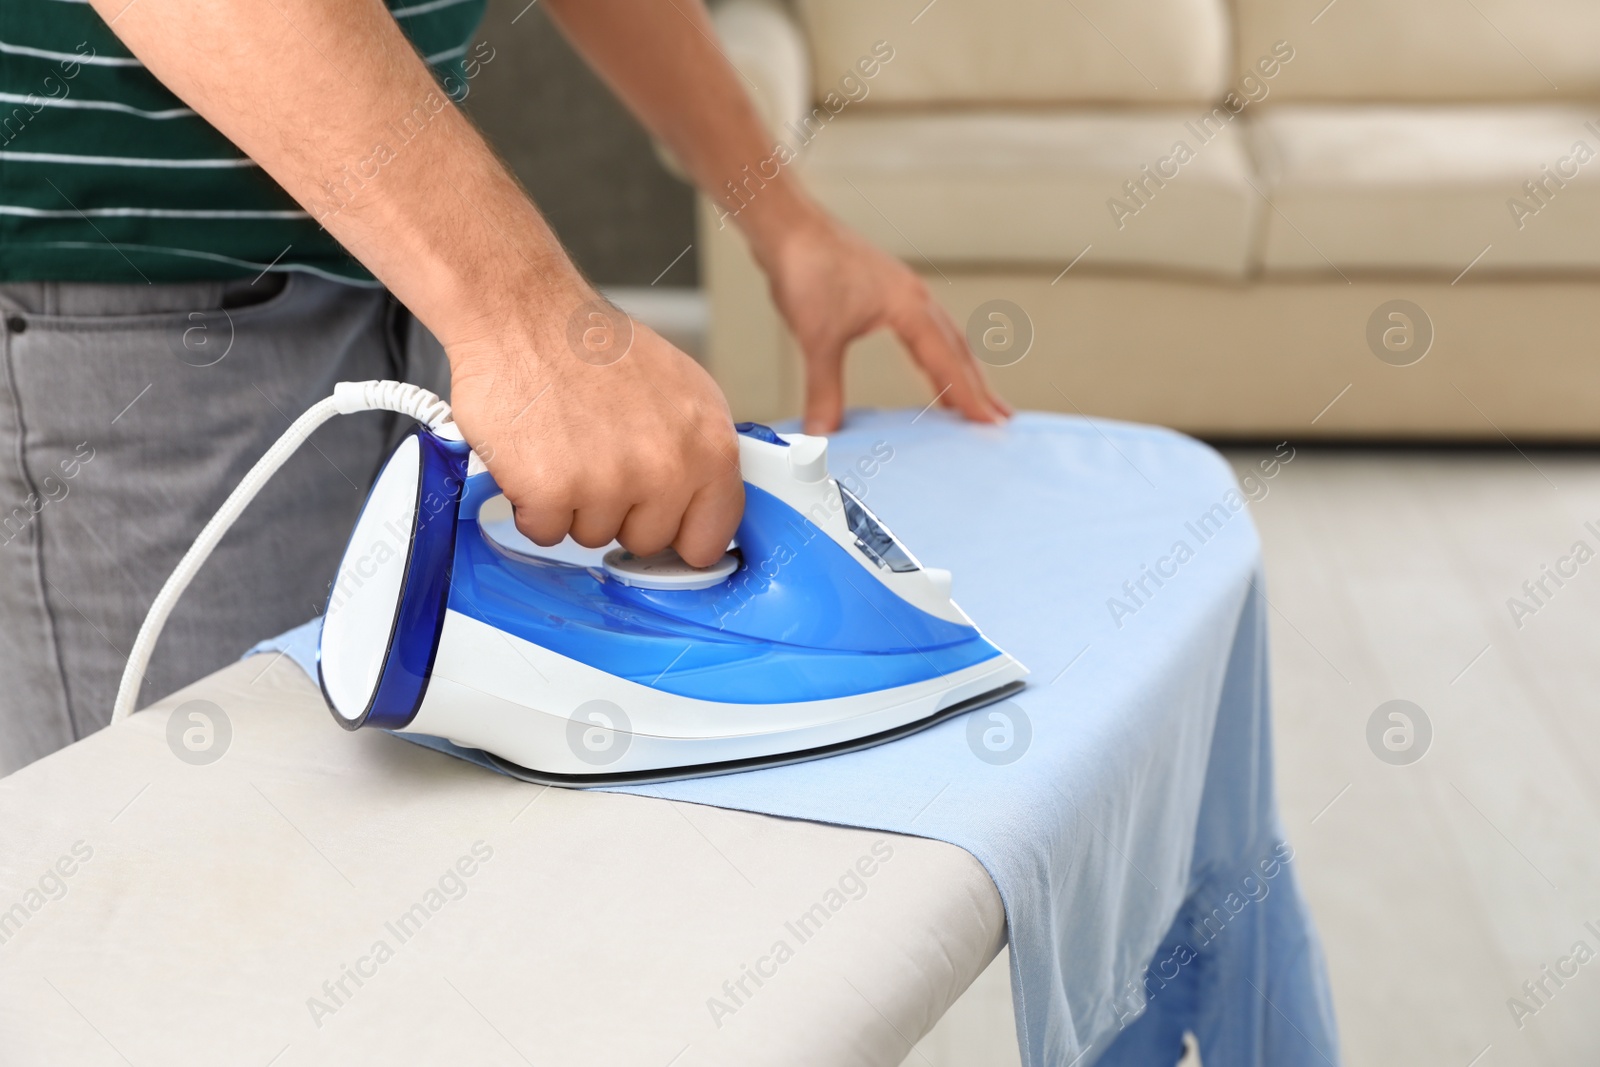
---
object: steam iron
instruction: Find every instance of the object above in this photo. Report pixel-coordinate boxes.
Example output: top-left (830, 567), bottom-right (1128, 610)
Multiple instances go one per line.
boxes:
top-left (112, 381), bottom-right (1027, 785)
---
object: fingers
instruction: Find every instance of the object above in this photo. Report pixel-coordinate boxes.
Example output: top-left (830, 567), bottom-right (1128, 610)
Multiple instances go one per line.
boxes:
top-left (514, 504), bottom-right (575, 548)
top-left (517, 491), bottom-right (721, 562)
top-left (516, 467), bottom-right (738, 566)
top-left (514, 493), bottom-right (711, 560)
top-left (931, 302), bottom-right (1013, 418)
top-left (801, 339), bottom-right (847, 436)
top-left (568, 503), bottom-right (632, 549)
top-left (615, 497), bottom-right (685, 558)
top-left (895, 303), bottom-right (1007, 425)
top-left (673, 473), bottom-right (744, 569)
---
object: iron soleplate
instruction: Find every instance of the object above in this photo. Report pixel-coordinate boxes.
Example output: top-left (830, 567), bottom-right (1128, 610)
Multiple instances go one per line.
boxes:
top-left (482, 680), bottom-right (1028, 788)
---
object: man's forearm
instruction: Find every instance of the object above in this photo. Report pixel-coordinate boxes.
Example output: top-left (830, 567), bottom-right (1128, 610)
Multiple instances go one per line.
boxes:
top-left (543, 0), bottom-right (821, 260)
top-left (90, 0), bottom-right (581, 360)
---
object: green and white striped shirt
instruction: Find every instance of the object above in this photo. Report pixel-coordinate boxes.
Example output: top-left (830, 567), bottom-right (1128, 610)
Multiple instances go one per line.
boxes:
top-left (0, 0), bottom-right (487, 284)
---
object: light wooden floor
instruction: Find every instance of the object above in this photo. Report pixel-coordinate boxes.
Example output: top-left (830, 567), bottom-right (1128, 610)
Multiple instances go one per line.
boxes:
top-left (909, 448), bottom-right (1600, 1066)
top-left (1246, 447), bottom-right (1600, 1066)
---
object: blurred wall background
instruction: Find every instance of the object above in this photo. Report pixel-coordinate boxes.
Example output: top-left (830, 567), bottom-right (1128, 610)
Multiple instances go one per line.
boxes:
top-left (462, 0), bottom-right (699, 288)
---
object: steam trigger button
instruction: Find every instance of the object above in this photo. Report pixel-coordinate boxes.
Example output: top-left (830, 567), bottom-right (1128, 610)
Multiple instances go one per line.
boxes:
top-left (782, 434), bottom-right (829, 482)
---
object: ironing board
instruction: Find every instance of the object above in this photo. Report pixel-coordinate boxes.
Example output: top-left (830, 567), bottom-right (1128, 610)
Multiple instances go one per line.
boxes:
top-left (0, 653), bottom-right (1005, 1065)
top-left (1, 410), bottom-right (1336, 1066)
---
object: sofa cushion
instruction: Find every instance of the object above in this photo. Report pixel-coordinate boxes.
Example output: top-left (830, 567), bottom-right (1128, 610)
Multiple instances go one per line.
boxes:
top-left (794, 0), bottom-right (1229, 105)
top-left (769, 111), bottom-right (1259, 277)
top-left (1235, 0), bottom-right (1600, 101)
top-left (1253, 106), bottom-right (1600, 274)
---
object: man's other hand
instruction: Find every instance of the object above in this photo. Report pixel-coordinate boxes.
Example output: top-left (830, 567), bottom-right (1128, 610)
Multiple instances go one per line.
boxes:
top-left (756, 209), bottom-right (1013, 436)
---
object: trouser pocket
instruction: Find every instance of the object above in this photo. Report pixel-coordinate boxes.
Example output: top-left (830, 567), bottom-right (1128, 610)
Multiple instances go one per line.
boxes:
top-left (0, 274), bottom-right (410, 771)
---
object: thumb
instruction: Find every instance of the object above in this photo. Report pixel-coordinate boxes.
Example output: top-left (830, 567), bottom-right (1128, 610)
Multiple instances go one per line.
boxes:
top-left (801, 341), bottom-right (846, 435)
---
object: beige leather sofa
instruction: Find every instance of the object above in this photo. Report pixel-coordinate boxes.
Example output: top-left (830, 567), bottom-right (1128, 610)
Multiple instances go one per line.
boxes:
top-left (698, 0), bottom-right (1600, 439)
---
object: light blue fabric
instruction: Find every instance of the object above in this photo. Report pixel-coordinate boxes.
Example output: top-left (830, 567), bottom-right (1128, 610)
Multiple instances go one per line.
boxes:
top-left (249, 410), bottom-right (1338, 1067)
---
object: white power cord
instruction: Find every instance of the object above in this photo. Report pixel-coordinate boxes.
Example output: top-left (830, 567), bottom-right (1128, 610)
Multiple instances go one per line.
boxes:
top-left (110, 380), bottom-right (457, 724)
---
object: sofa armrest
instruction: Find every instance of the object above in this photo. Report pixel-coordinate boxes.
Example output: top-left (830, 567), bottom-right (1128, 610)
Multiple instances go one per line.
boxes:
top-left (713, 0), bottom-right (812, 136)
top-left (654, 0), bottom-right (812, 179)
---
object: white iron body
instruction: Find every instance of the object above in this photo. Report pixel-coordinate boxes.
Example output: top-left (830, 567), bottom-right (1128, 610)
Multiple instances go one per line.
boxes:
top-left (319, 426), bottom-right (1028, 784)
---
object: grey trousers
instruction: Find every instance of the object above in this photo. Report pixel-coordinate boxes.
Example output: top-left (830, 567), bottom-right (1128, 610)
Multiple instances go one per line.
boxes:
top-left (0, 273), bottom-right (449, 775)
